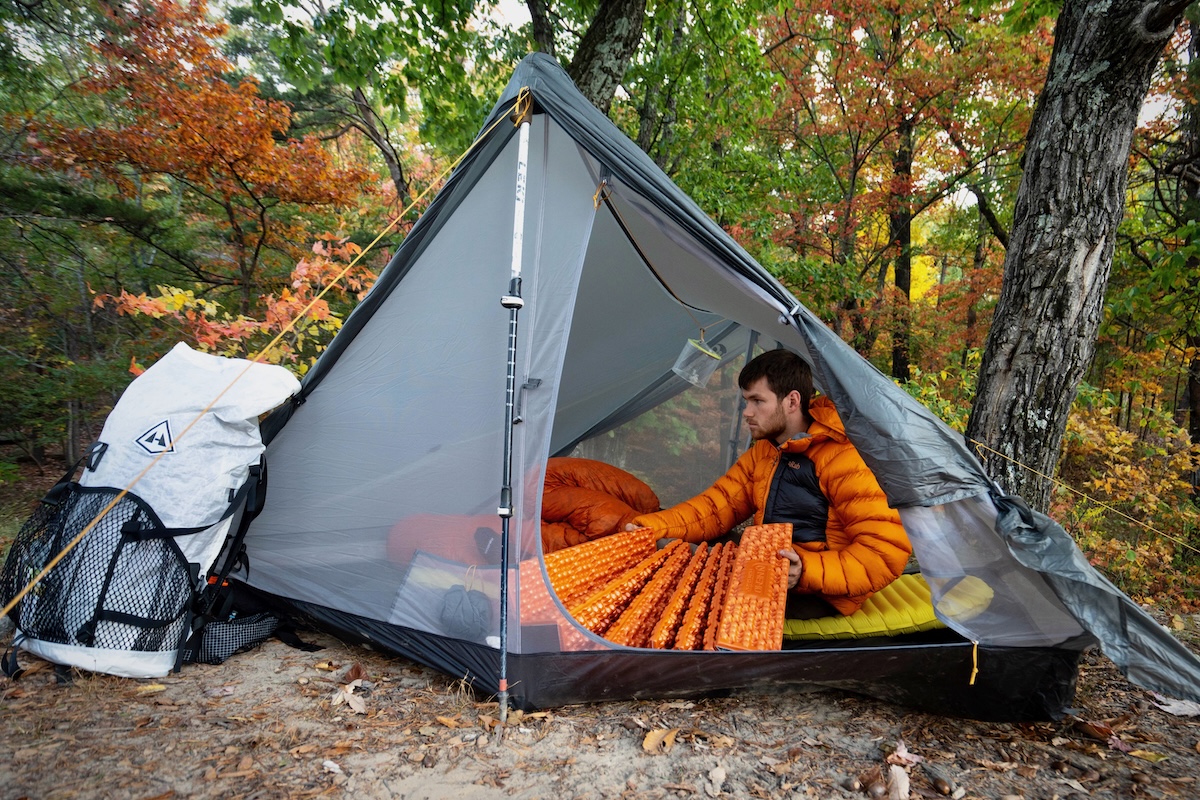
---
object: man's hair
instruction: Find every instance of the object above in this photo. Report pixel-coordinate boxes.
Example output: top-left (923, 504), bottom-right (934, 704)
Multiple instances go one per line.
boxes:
top-left (738, 349), bottom-right (813, 417)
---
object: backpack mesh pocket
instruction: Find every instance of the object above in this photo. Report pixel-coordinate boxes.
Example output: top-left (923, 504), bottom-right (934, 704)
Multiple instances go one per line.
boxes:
top-left (184, 612), bottom-right (279, 665)
top-left (0, 485), bottom-right (194, 654)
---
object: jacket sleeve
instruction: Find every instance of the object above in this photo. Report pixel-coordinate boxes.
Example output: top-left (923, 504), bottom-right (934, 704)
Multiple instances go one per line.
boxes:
top-left (630, 447), bottom-right (760, 542)
top-left (793, 444), bottom-right (911, 602)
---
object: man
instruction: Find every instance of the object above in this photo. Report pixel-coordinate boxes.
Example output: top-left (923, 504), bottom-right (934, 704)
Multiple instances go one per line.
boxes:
top-left (629, 348), bottom-right (911, 617)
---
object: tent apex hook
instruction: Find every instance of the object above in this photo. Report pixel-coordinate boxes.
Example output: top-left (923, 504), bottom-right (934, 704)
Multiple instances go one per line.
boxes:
top-left (511, 88), bottom-right (534, 127)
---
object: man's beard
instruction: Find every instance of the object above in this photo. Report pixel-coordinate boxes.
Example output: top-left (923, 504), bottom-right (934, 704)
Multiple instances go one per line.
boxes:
top-left (751, 407), bottom-right (787, 443)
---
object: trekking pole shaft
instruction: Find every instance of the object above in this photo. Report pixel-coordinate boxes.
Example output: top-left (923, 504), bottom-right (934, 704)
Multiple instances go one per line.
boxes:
top-left (497, 106), bottom-right (532, 727)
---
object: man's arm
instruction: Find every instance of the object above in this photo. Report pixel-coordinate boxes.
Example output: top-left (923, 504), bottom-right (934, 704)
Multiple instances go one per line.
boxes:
top-left (791, 445), bottom-right (911, 601)
top-left (629, 446), bottom-right (762, 542)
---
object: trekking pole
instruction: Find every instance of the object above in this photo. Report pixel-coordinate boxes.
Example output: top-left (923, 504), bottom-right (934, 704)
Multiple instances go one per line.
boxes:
top-left (497, 88), bottom-right (533, 727)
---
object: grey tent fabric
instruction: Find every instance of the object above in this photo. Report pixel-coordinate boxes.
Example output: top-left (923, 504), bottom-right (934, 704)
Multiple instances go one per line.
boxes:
top-left (994, 495), bottom-right (1200, 698)
top-left (242, 52), bottom-right (1200, 711)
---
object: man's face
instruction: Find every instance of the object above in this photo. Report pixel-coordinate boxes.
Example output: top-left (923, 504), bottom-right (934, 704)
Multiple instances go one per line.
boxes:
top-left (741, 376), bottom-right (788, 444)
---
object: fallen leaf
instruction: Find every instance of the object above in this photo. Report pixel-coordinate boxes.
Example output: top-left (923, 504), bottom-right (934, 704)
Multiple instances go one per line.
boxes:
top-left (343, 663), bottom-right (368, 683)
top-left (436, 715), bottom-right (461, 728)
top-left (859, 764), bottom-right (884, 792)
top-left (680, 728), bottom-right (735, 748)
top-left (642, 728), bottom-right (678, 754)
top-left (1107, 734), bottom-right (1132, 753)
top-left (887, 740), bottom-right (924, 766)
top-left (888, 764), bottom-right (910, 799)
top-left (136, 684), bottom-right (167, 695)
top-left (661, 700), bottom-right (695, 709)
top-left (314, 661), bottom-right (339, 672)
top-left (289, 744), bottom-right (316, 756)
top-left (329, 679), bottom-right (367, 715)
top-left (1150, 693), bottom-right (1200, 717)
top-left (705, 765), bottom-right (726, 797)
top-left (1129, 749), bottom-right (1170, 763)
top-left (478, 714), bottom-right (500, 731)
top-left (1073, 718), bottom-right (1114, 740)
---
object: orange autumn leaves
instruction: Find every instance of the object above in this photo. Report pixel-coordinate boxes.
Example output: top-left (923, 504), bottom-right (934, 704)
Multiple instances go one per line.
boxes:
top-left (30, 0), bottom-right (369, 210)
top-left (100, 236), bottom-right (375, 370)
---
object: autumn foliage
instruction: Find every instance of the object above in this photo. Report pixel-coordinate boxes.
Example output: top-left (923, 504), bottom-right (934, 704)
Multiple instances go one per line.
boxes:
top-left (27, 0), bottom-right (375, 316)
top-left (97, 235), bottom-right (375, 371)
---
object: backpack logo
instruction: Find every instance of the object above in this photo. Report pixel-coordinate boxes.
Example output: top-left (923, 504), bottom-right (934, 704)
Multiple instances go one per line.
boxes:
top-left (136, 420), bottom-right (176, 454)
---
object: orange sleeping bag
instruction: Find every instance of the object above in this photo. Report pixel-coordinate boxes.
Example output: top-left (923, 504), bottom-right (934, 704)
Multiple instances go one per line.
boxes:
top-left (540, 458), bottom-right (660, 554)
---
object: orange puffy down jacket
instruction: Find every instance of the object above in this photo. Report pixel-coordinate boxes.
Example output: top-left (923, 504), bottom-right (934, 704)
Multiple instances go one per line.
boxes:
top-left (631, 397), bottom-right (911, 615)
top-left (540, 457), bottom-right (660, 554)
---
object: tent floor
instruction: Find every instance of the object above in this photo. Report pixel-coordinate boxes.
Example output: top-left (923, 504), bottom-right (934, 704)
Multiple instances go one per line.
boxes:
top-left (244, 584), bottom-right (1085, 722)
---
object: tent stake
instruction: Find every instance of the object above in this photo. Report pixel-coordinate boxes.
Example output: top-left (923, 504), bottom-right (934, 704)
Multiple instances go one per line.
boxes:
top-left (497, 94), bottom-right (533, 727)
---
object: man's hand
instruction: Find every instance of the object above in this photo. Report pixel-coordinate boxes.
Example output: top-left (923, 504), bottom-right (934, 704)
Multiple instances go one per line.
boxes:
top-left (779, 547), bottom-right (802, 589)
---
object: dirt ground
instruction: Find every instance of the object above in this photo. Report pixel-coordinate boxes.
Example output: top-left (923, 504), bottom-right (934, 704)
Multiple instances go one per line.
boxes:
top-left (2, 463), bottom-right (1200, 800)
top-left (1, 617), bottom-right (1199, 800)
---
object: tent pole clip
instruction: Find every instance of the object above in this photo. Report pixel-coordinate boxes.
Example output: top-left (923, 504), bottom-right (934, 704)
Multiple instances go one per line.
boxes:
top-left (514, 378), bottom-right (542, 424)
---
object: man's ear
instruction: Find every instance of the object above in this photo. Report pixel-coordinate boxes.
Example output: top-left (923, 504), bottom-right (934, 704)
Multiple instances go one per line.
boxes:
top-left (785, 390), bottom-right (801, 411)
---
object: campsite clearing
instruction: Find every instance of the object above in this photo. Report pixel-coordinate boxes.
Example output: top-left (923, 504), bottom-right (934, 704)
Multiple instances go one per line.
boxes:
top-left (2, 622), bottom-right (1199, 800)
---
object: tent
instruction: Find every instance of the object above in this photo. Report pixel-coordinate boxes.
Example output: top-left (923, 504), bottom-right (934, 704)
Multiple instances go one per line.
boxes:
top-left (239, 53), bottom-right (1200, 721)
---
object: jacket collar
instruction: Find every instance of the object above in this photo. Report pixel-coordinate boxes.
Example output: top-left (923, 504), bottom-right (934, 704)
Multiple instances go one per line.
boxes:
top-left (778, 396), bottom-right (847, 452)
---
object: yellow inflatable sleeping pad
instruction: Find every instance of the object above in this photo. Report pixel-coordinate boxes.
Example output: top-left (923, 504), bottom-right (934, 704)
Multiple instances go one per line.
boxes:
top-left (782, 572), bottom-right (948, 640)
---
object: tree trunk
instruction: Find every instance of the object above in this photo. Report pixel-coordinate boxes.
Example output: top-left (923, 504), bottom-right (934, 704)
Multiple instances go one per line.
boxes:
top-left (966, 0), bottom-right (1188, 511)
top-left (527, 0), bottom-right (556, 56)
top-left (567, 0), bottom-right (648, 114)
top-left (351, 87), bottom-right (408, 200)
top-left (1182, 17), bottom-right (1200, 492)
top-left (890, 116), bottom-right (913, 382)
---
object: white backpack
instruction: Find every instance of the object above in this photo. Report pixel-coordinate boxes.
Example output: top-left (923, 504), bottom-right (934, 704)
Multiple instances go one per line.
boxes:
top-left (1, 343), bottom-right (299, 677)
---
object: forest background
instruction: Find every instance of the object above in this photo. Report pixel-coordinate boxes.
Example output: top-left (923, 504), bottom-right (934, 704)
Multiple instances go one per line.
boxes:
top-left (2, 0), bottom-right (1199, 614)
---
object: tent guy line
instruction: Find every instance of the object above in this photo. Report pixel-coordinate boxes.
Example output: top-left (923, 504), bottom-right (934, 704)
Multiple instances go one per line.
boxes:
top-left (970, 438), bottom-right (1200, 557)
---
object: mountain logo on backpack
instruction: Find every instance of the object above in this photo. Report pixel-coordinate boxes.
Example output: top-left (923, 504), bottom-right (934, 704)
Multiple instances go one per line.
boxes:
top-left (136, 420), bottom-right (176, 454)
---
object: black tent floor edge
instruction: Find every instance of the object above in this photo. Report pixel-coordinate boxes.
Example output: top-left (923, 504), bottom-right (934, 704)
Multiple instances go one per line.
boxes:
top-left (240, 584), bottom-right (1084, 723)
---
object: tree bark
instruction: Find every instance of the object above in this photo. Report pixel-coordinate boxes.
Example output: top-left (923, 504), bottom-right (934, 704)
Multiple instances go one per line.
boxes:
top-left (890, 116), bottom-right (913, 382)
top-left (966, 0), bottom-right (1188, 510)
top-left (1182, 17), bottom-right (1200, 491)
top-left (526, 0), bottom-right (556, 56)
top-left (567, 0), bottom-right (648, 114)
top-left (351, 87), bottom-right (408, 199)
